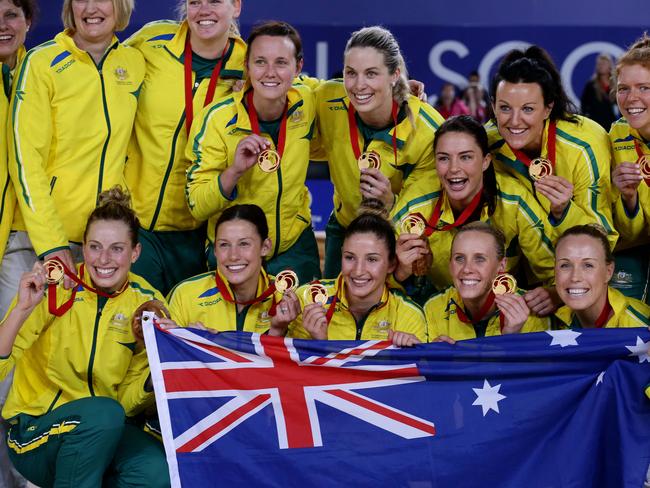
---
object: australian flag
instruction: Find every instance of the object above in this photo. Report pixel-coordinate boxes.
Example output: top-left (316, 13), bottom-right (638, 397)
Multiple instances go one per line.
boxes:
top-left (144, 325), bottom-right (650, 488)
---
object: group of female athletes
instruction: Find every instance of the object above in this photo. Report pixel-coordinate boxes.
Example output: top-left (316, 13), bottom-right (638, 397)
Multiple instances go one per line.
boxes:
top-left (0, 0), bottom-right (649, 485)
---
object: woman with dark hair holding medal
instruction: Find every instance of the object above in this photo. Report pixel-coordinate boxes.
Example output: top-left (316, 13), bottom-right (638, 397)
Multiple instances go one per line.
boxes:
top-left (315, 25), bottom-right (445, 278)
top-left (289, 200), bottom-right (426, 346)
top-left (486, 46), bottom-right (616, 249)
top-left (124, 0), bottom-right (245, 296)
top-left (0, 187), bottom-right (169, 487)
top-left (609, 34), bottom-right (650, 302)
top-left (185, 20), bottom-right (320, 284)
top-left (552, 225), bottom-right (650, 329)
top-left (425, 222), bottom-right (549, 343)
top-left (166, 204), bottom-right (300, 335)
top-left (393, 116), bottom-right (558, 314)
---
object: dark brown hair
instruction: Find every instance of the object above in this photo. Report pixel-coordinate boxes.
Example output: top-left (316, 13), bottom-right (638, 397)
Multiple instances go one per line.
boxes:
top-left (246, 21), bottom-right (303, 64)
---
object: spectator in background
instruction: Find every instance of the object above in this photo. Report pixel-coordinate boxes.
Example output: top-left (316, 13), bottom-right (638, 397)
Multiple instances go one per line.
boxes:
top-left (580, 53), bottom-right (618, 130)
top-left (436, 82), bottom-right (470, 119)
top-left (462, 70), bottom-right (491, 123)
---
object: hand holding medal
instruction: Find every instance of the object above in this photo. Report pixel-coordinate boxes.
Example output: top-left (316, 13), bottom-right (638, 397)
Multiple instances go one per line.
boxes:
top-left (398, 214), bottom-right (432, 277)
top-left (269, 270), bottom-right (300, 337)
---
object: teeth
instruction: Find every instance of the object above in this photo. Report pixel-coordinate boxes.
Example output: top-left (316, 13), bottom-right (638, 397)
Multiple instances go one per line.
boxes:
top-left (355, 94), bottom-right (372, 101)
top-left (351, 278), bottom-right (369, 285)
top-left (0, 36), bottom-right (12, 41)
top-left (627, 108), bottom-right (645, 115)
top-left (198, 20), bottom-right (216, 25)
top-left (461, 279), bottom-right (479, 286)
top-left (261, 82), bottom-right (280, 87)
top-left (567, 288), bottom-right (588, 296)
top-left (96, 268), bottom-right (115, 276)
top-left (509, 128), bottom-right (526, 134)
top-left (85, 18), bottom-right (103, 24)
top-left (226, 264), bottom-right (246, 271)
top-left (448, 178), bottom-right (466, 183)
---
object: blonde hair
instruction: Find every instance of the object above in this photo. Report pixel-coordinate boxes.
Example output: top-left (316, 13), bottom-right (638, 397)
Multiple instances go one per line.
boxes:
top-left (616, 32), bottom-right (650, 75)
top-left (175, 0), bottom-right (240, 37)
top-left (344, 26), bottom-right (411, 111)
top-left (62, 0), bottom-right (134, 32)
top-left (452, 222), bottom-right (506, 261)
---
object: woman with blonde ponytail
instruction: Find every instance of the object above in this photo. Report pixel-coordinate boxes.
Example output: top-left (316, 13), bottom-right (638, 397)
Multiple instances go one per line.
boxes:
top-left (314, 26), bottom-right (444, 277)
top-left (123, 0), bottom-right (246, 296)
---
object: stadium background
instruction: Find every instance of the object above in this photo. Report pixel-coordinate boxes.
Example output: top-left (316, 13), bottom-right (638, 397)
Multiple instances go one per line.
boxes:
top-left (31, 1), bottom-right (650, 231)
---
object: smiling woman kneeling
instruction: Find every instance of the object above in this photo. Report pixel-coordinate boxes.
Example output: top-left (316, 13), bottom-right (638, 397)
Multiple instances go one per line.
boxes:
top-left (289, 201), bottom-right (426, 346)
top-left (553, 225), bottom-right (650, 329)
top-left (0, 187), bottom-right (169, 487)
top-left (424, 222), bottom-right (550, 342)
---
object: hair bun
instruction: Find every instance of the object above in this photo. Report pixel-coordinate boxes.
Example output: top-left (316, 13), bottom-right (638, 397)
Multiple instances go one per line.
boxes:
top-left (97, 185), bottom-right (132, 209)
top-left (357, 198), bottom-right (390, 220)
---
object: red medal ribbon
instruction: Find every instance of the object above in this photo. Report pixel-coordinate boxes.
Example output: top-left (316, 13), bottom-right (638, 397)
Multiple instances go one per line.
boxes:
top-left (593, 297), bottom-right (613, 328)
top-left (214, 270), bottom-right (277, 308)
top-left (47, 258), bottom-right (128, 317)
top-left (323, 276), bottom-right (344, 324)
top-left (455, 292), bottom-right (505, 331)
top-left (183, 37), bottom-right (231, 135)
top-left (633, 139), bottom-right (650, 186)
top-left (347, 100), bottom-right (399, 164)
top-left (424, 188), bottom-right (483, 236)
top-left (246, 90), bottom-right (289, 160)
top-left (510, 121), bottom-right (557, 171)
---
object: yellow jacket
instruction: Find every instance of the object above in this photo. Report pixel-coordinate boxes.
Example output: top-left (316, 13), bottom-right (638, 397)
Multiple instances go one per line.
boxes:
top-left (486, 116), bottom-right (617, 249)
top-left (289, 276), bottom-right (427, 341)
top-left (609, 118), bottom-right (650, 248)
top-left (314, 80), bottom-right (444, 228)
top-left (0, 270), bottom-right (163, 420)
top-left (553, 286), bottom-right (650, 329)
top-left (393, 172), bottom-right (557, 290)
top-left (424, 286), bottom-right (550, 341)
top-left (186, 84), bottom-right (314, 256)
top-left (125, 21), bottom-right (246, 231)
top-left (167, 268), bottom-right (279, 334)
top-left (8, 30), bottom-right (144, 257)
top-left (0, 61), bottom-right (14, 261)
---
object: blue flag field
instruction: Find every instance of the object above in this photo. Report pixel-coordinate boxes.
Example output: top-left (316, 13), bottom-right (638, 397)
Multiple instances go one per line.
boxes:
top-left (144, 325), bottom-right (650, 487)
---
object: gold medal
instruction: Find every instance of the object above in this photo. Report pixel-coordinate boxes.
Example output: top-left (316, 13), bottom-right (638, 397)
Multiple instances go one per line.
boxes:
top-left (357, 151), bottom-right (381, 170)
top-left (132, 300), bottom-right (170, 342)
top-left (257, 149), bottom-right (281, 173)
top-left (638, 155), bottom-right (650, 180)
top-left (400, 214), bottom-right (427, 236)
top-left (303, 283), bottom-right (329, 305)
top-left (528, 158), bottom-right (553, 181)
top-left (492, 274), bottom-right (517, 295)
top-left (275, 270), bottom-right (298, 293)
top-left (44, 260), bottom-right (65, 285)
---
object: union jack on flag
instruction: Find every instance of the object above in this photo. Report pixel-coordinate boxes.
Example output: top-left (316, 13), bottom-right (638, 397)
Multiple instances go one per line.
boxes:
top-left (145, 325), bottom-right (650, 488)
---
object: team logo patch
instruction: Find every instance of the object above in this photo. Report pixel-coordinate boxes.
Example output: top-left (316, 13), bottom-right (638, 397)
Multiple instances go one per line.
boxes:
top-left (111, 312), bottom-right (129, 328)
top-left (114, 66), bottom-right (129, 81)
top-left (290, 109), bottom-right (304, 123)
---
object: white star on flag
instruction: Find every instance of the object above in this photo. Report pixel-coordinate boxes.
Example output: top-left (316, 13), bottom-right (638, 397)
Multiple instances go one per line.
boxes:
top-left (472, 380), bottom-right (506, 416)
top-left (596, 372), bottom-right (605, 385)
top-left (546, 330), bottom-right (581, 348)
top-left (625, 337), bottom-right (650, 364)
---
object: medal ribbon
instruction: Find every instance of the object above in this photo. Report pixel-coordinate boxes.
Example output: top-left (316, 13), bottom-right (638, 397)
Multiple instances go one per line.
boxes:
top-left (214, 270), bottom-right (277, 310)
top-left (246, 90), bottom-right (289, 160)
top-left (47, 258), bottom-right (128, 317)
top-left (347, 100), bottom-right (399, 165)
top-left (633, 139), bottom-right (650, 186)
top-left (510, 121), bottom-right (557, 171)
top-left (424, 188), bottom-right (483, 236)
top-left (183, 37), bottom-right (231, 135)
top-left (455, 292), bottom-right (505, 331)
top-left (593, 297), bottom-right (613, 328)
top-left (323, 276), bottom-right (343, 324)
